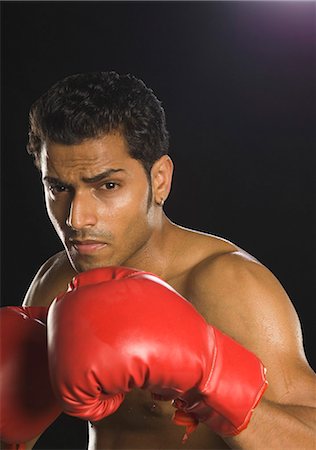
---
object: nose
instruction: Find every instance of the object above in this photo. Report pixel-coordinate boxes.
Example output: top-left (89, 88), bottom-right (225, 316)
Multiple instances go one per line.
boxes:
top-left (66, 191), bottom-right (98, 230)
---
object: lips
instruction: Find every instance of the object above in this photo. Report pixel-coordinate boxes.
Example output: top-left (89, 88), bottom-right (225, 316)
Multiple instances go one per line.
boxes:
top-left (70, 240), bottom-right (108, 255)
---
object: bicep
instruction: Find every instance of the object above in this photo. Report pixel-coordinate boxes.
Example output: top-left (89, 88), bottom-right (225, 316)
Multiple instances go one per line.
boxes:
top-left (190, 253), bottom-right (315, 405)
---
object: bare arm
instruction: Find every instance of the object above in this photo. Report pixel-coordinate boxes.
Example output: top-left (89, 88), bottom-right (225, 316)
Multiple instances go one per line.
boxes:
top-left (188, 251), bottom-right (316, 449)
top-left (227, 396), bottom-right (316, 449)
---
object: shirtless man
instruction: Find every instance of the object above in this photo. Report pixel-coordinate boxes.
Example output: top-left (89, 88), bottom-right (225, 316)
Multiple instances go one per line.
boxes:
top-left (1, 71), bottom-right (315, 450)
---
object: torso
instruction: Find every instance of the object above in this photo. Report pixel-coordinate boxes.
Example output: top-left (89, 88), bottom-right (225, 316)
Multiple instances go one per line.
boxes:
top-left (88, 226), bottom-right (238, 450)
top-left (24, 222), bottom-right (256, 449)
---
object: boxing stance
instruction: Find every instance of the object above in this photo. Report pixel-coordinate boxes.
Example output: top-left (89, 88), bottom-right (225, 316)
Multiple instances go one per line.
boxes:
top-left (46, 266), bottom-right (267, 441)
top-left (2, 71), bottom-right (315, 449)
top-left (0, 266), bottom-right (267, 448)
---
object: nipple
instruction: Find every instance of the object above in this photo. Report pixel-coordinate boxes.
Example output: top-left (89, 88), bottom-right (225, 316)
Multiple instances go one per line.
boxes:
top-left (150, 400), bottom-right (158, 412)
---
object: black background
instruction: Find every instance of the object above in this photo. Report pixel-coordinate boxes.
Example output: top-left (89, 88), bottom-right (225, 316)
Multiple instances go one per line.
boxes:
top-left (1, 2), bottom-right (315, 448)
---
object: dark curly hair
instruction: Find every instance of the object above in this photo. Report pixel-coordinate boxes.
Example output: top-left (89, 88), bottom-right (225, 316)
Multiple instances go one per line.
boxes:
top-left (27, 71), bottom-right (169, 176)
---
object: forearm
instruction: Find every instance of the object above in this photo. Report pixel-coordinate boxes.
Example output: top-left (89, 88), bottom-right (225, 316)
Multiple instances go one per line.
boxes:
top-left (225, 398), bottom-right (316, 450)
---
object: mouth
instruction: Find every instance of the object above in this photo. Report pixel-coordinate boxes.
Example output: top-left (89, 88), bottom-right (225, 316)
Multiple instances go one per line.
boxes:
top-left (70, 239), bottom-right (108, 255)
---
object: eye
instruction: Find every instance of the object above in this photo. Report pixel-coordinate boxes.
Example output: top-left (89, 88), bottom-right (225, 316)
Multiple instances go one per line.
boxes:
top-left (102, 182), bottom-right (119, 190)
top-left (48, 184), bottom-right (69, 195)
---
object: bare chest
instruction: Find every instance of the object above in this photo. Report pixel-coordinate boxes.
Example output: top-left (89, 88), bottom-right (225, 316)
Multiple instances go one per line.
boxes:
top-left (89, 389), bottom-right (229, 450)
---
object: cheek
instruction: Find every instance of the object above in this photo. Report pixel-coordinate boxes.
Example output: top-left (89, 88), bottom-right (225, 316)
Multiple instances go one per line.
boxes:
top-left (44, 193), bottom-right (68, 235)
top-left (97, 185), bottom-right (150, 224)
top-left (44, 192), bottom-right (55, 223)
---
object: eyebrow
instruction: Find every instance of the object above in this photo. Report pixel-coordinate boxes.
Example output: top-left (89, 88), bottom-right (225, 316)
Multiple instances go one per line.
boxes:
top-left (43, 168), bottom-right (125, 186)
top-left (82, 168), bottom-right (125, 183)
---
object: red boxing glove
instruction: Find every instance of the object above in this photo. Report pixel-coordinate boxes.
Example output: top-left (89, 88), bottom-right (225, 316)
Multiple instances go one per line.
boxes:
top-left (0, 306), bottom-right (62, 447)
top-left (47, 267), bottom-right (267, 439)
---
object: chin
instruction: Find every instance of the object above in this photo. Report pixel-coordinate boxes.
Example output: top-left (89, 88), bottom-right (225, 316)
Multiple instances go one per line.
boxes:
top-left (71, 257), bottom-right (120, 274)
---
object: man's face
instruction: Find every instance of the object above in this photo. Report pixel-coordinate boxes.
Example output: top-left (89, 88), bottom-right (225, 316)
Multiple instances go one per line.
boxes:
top-left (40, 133), bottom-right (158, 272)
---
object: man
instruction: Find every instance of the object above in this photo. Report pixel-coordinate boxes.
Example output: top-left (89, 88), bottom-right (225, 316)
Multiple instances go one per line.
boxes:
top-left (1, 71), bottom-right (315, 449)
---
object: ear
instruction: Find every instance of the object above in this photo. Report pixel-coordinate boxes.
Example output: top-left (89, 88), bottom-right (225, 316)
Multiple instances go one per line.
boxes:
top-left (151, 155), bottom-right (174, 206)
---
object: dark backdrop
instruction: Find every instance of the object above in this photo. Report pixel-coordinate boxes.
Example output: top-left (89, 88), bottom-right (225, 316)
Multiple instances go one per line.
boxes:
top-left (1, 2), bottom-right (315, 448)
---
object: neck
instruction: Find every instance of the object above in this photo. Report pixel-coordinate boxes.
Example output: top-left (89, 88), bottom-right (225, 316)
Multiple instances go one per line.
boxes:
top-left (122, 215), bottom-right (177, 280)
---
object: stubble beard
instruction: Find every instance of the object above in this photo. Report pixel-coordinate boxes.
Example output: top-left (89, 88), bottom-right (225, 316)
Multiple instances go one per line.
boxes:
top-left (63, 175), bottom-right (155, 273)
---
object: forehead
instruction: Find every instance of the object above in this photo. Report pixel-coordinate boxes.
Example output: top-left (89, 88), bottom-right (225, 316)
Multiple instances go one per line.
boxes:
top-left (40, 133), bottom-right (141, 179)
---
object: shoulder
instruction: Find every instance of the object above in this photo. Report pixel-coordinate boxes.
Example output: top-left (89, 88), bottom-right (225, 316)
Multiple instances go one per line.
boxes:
top-left (186, 249), bottom-right (299, 349)
top-left (187, 248), bottom-right (284, 312)
top-left (184, 248), bottom-right (316, 402)
top-left (168, 227), bottom-right (294, 328)
top-left (22, 251), bottom-right (77, 307)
